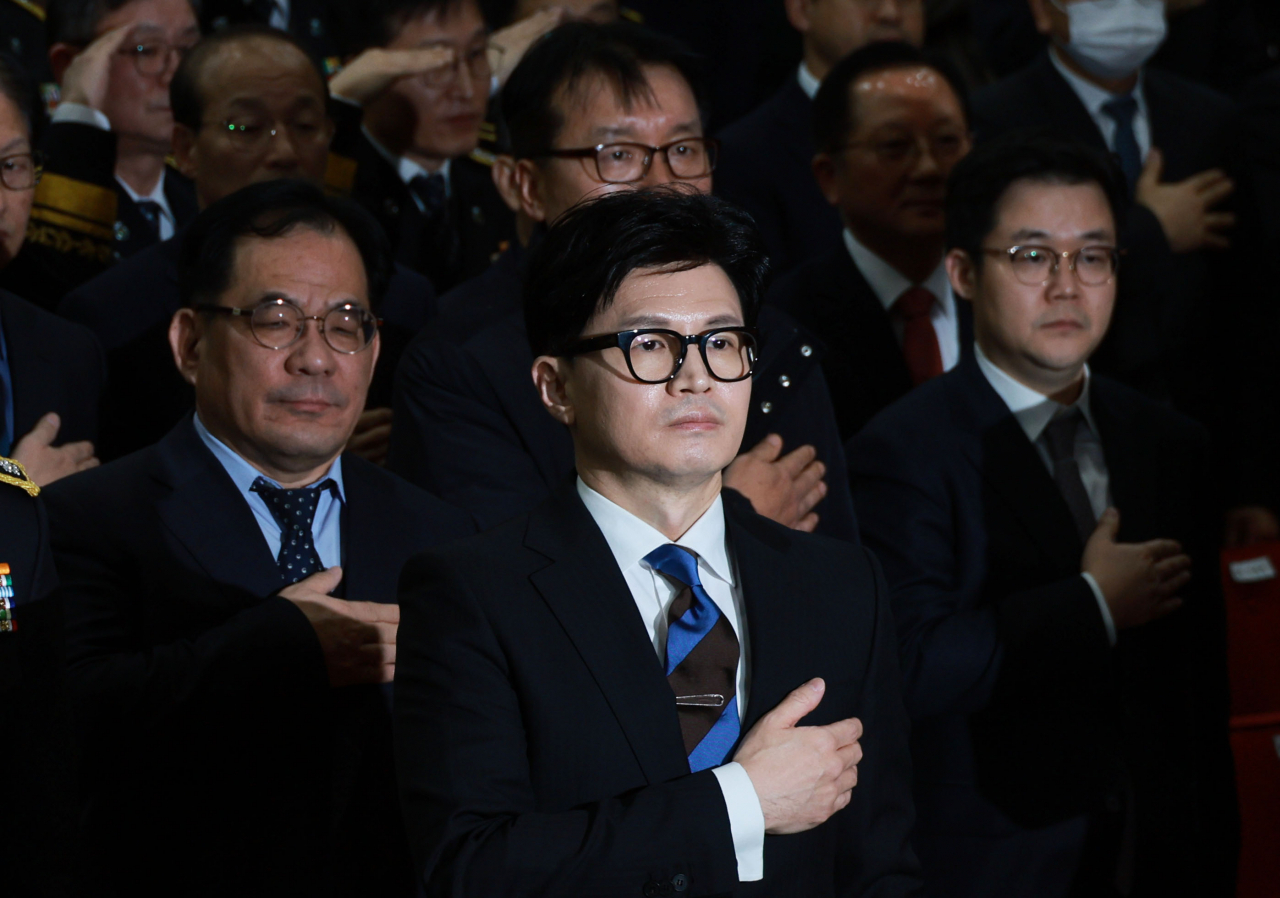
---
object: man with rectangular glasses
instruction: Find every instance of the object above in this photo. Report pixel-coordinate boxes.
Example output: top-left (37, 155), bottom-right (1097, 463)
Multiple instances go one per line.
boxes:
top-left (847, 134), bottom-right (1237, 898)
top-left (394, 186), bottom-right (922, 896)
top-left (43, 178), bottom-right (474, 896)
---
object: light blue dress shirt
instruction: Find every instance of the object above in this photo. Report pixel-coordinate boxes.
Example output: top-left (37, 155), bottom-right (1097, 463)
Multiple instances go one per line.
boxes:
top-left (193, 414), bottom-right (346, 570)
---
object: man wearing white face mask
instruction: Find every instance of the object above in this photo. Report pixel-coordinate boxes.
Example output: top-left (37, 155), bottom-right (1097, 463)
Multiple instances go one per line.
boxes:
top-left (970, 0), bottom-right (1280, 551)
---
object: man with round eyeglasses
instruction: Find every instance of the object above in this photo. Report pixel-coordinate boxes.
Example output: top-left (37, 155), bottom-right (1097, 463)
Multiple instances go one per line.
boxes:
top-left (42, 178), bottom-right (474, 895)
top-left (848, 134), bottom-right (1236, 897)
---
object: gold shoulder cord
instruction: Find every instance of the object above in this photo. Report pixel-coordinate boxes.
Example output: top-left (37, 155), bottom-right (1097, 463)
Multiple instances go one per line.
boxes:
top-left (0, 457), bottom-right (40, 497)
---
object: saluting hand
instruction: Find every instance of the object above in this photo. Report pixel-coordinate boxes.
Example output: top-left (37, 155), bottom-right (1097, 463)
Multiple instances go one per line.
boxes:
top-left (61, 25), bottom-right (133, 112)
top-left (11, 412), bottom-right (99, 486)
top-left (329, 46), bottom-right (456, 106)
top-left (488, 7), bottom-right (566, 89)
top-left (280, 567), bottom-right (401, 687)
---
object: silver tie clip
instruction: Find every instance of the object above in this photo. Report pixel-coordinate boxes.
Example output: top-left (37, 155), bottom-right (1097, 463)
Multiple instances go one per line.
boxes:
top-left (675, 694), bottom-right (726, 708)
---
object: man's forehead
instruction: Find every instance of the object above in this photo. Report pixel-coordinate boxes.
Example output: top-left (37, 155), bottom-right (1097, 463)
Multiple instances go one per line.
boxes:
top-left (230, 231), bottom-right (369, 303)
top-left (98, 0), bottom-right (199, 35)
top-left (201, 39), bottom-right (324, 98)
top-left (556, 67), bottom-right (698, 133)
top-left (994, 181), bottom-right (1116, 238)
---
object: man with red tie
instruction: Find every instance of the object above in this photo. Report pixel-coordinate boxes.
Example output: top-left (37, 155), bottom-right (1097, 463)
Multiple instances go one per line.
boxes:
top-left (767, 41), bottom-right (973, 441)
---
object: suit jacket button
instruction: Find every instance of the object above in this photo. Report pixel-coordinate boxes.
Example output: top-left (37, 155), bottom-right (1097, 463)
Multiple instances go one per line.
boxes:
top-left (800, 344), bottom-right (813, 357)
top-left (672, 873), bottom-right (688, 891)
top-left (778, 374), bottom-right (791, 387)
top-left (760, 401), bottom-right (773, 414)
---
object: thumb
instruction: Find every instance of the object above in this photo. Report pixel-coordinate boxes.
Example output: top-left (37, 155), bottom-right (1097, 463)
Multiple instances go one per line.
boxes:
top-left (307, 565), bottom-right (345, 594)
top-left (766, 677), bottom-right (825, 729)
top-left (746, 433), bottom-right (784, 462)
top-left (26, 412), bottom-right (61, 447)
top-left (1138, 147), bottom-right (1163, 189)
top-left (1091, 507), bottom-right (1120, 543)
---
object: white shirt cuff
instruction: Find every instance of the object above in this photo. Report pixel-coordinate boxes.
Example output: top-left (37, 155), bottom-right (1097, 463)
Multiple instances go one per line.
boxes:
top-left (710, 761), bottom-right (765, 881)
top-left (1081, 572), bottom-right (1117, 646)
top-left (330, 92), bottom-right (361, 108)
top-left (51, 102), bottom-right (111, 131)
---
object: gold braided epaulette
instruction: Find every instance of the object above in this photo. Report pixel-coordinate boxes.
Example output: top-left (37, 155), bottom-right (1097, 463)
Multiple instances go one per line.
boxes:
top-left (0, 457), bottom-right (39, 497)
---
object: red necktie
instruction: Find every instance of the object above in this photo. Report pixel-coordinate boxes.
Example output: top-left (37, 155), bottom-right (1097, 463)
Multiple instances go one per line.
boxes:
top-left (894, 286), bottom-right (943, 385)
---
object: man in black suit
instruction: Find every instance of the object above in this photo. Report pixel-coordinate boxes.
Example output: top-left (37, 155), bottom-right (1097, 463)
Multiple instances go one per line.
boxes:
top-left (59, 26), bottom-right (436, 463)
top-left (848, 136), bottom-right (1237, 897)
top-left (325, 0), bottom-right (515, 294)
top-left (0, 459), bottom-right (74, 898)
top-left (44, 180), bottom-right (473, 896)
top-left (0, 53), bottom-right (104, 486)
top-left (395, 187), bottom-right (920, 896)
top-left (390, 22), bottom-right (853, 538)
top-left (2, 0), bottom-right (201, 308)
top-left (970, 0), bottom-right (1277, 543)
top-left (769, 42), bottom-right (972, 442)
top-left (714, 0), bottom-right (924, 275)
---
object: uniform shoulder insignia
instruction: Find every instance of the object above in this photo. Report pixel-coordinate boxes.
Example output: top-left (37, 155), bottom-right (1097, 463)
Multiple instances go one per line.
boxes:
top-left (0, 457), bottom-right (39, 498)
top-left (6, 0), bottom-right (46, 22)
top-left (468, 147), bottom-right (497, 167)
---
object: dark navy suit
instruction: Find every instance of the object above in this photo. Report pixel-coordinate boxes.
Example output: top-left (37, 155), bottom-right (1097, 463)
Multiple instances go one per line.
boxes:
top-left (714, 77), bottom-right (843, 276)
top-left (44, 417), bottom-right (474, 897)
top-left (847, 356), bottom-right (1237, 898)
top-left (59, 230), bottom-right (436, 461)
top-left (389, 247), bottom-right (858, 540)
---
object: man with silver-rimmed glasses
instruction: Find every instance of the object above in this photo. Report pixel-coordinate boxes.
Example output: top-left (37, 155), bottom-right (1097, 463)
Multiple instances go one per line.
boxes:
top-left (42, 177), bottom-right (473, 896)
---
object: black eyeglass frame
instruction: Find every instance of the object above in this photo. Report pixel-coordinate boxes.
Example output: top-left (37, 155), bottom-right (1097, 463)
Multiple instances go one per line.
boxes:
top-left (528, 137), bottom-right (720, 184)
top-left (561, 327), bottom-right (760, 384)
top-left (193, 298), bottom-right (382, 355)
top-left (980, 244), bottom-right (1124, 287)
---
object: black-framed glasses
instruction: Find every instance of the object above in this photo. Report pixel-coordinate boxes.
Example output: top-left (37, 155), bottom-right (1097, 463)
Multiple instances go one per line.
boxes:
top-left (532, 138), bottom-right (719, 184)
top-left (0, 151), bottom-right (43, 191)
top-left (217, 115), bottom-right (332, 154)
top-left (982, 245), bottom-right (1122, 287)
top-left (844, 129), bottom-right (970, 167)
top-left (562, 327), bottom-right (759, 384)
top-left (119, 37), bottom-right (198, 76)
top-left (195, 298), bottom-right (381, 354)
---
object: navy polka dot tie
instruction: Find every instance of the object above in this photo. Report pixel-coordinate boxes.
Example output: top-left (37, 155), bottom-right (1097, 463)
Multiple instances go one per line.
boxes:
top-left (251, 477), bottom-right (335, 584)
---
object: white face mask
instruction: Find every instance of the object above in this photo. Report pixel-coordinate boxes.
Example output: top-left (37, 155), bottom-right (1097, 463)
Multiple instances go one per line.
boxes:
top-left (1051, 0), bottom-right (1168, 81)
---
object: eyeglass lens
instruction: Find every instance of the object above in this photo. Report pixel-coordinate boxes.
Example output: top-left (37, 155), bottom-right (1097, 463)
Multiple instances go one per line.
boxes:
top-left (625, 330), bottom-right (755, 383)
top-left (127, 40), bottom-right (196, 76)
top-left (251, 303), bottom-right (375, 354)
top-left (1007, 246), bottom-right (1117, 286)
top-left (0, 154), bottom-right (40, 190)
top-left (221, 116), bottom-right (329, 153)
top-left (421, 42), bottom-right (492, 87)
top-left (595, 140), bottom-right (715, 183)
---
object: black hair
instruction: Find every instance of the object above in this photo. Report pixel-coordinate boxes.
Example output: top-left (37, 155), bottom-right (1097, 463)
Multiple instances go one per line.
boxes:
top-left (524, 187), bottom-right (770, 358)
top-left (0, 53), bottom-right (35, 136)
top-left (812, 41), bottom-right (970, 155)
top-left (47, 0), bottom-right (193, 45)
top-left (501, 21), bottom-right (705, 161)
top-left (178, 179), bottom-right (393, 311)
top-left (944, 131), bottom-right (1127, 269)
top-left (333, 0), bottom-right (473, 58)
top-left (171, 25), bottom-right (329, 132)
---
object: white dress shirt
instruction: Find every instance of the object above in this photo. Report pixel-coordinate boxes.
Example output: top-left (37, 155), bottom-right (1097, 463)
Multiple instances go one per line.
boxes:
top-left (974, 345), bottom-right (1118, 644)
top-left (1049, 47), bottom-right (1151, 163)
top-left (797, 62), bottom-right (820, 100)
top-left (50, 101), bottom-right (177, 240)
top-left (844, 229), bottom-right (961, 372)
top-left (577, 479), bottom-right (766, 881)
top-left (361, 124), bottom-right (452, 213)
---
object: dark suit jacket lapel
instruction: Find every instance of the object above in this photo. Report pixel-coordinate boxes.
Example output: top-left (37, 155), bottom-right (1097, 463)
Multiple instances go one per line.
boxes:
top-left (954, 357), bottom-right (1085, 570)
top-left (777, 79), bottom-right (816, 171)
top-left (153, 417), bottom-right (284, 598)
top-left (725, 497), bottom-right (814, 735)
top-left (2, 290), bottom-right (61, 437)
top-left (1089, 378), bottom-right (1159, 539)
top-left (1032, 52), bottom-right (1111, 154)
top-left (524, 480), bottom-right (689, 783)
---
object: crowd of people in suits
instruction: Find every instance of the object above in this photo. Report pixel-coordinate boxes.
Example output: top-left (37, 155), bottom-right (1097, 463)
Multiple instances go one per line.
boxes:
top-left (1, 0), bottom-right (1277, 895)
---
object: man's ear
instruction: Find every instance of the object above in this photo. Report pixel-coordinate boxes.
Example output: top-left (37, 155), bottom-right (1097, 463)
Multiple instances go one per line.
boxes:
top-left (532, 355), bottom-right (575, 426)
top-left (784, 0), bottom-right (815, 34)
top-left (169, 308), bottom-right (204, 387)
top-left (490, 154), bottom-right (522, 214)
top-left (945, 248), bottom-right (978, 302)
top-left (811, 152), bottom-right (841, 207)
top-left (511, 158), bottom-right (551, 223)
top-left (171, 124), bottom-right (199, 181)
top-left (48, 43), bottom-right (80, 85)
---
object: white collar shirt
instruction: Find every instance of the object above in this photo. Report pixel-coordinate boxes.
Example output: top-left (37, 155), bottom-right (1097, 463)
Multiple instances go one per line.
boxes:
top-left (115, 169), bottom-right (176, 241)
top-left (844, 228), bottom-right (961, 371)
top-left (577, 478), bottom-right (765, 881)
top-left (797, 62), bottom-right (820, 100)
top-left (1049, 47), bottom-right (1151, 162)
top-left (362, 125), bottom-right (452, 212)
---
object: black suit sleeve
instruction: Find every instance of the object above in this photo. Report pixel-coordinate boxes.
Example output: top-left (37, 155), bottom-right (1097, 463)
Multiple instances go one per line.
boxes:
top-left (849, 430), bottom-right (1112, 721)
top-left (46, 487), bottom-right (329, 734)
top-left (394, 551), bottom-right (742, 896)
